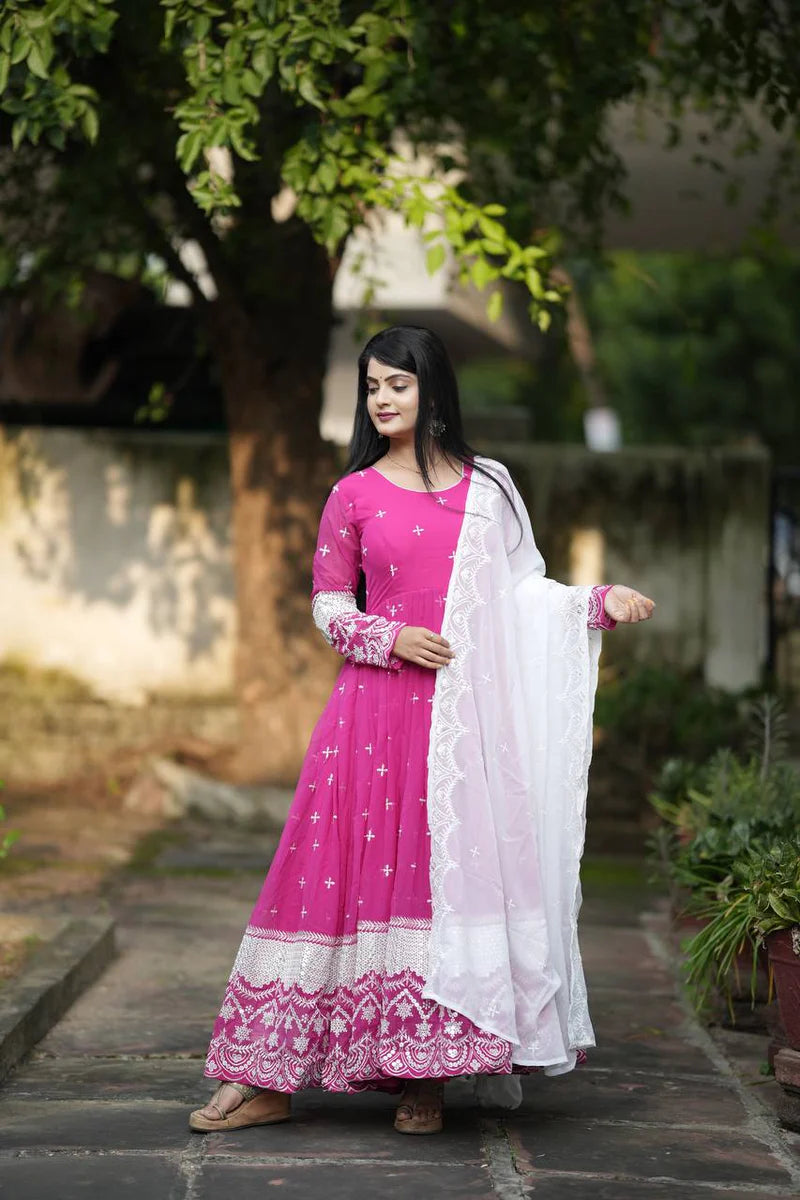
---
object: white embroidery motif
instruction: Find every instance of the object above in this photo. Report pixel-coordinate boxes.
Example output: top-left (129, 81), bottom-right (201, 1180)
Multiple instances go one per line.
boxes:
top-left (312, 590), bottom-right (404, 670)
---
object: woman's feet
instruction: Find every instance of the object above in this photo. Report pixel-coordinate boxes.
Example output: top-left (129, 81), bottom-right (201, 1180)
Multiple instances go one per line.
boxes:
top-left (394, 1080), bottom-right (444, 1134)
top-left (189, 1081), bottom-right (291, 1132)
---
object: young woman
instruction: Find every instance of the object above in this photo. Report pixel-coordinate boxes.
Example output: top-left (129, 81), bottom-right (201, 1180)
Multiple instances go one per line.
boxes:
top-left (190, 325), bottom-right (655, 1135)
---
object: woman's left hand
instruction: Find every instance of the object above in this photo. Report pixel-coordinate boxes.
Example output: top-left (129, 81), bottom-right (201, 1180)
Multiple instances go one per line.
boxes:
top-left (604, 585), bottom-right (656, 624)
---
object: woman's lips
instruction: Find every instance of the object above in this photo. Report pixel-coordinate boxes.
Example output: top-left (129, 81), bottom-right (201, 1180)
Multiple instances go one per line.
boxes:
top-left (377, 412), bottom-right (399, 421)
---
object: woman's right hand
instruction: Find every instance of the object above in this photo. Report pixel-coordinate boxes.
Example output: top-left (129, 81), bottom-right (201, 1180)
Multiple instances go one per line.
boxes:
top-left (393, 626), bottom-right (455, 669)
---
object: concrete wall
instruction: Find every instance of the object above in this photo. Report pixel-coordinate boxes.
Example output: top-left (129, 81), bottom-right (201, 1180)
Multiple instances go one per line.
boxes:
top-left (0, 426), bottom-right (770, 702)
top-left (485, 442), bottom-right (770, 692)
top-left (0, 427), bottom-right (236, 703)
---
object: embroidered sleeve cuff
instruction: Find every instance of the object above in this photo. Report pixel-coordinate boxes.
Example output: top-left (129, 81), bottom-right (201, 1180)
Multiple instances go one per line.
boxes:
top-left (386, 622), bottom-right (407, 672)
top-left (588, 584), bottom-right (616, 630)
top-left (312, 590), bottom-right (408, 670)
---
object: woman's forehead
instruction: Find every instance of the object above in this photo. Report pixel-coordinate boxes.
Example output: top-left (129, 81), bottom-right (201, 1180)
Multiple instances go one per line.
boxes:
top-left (366, 357), bottom-right (416, 381)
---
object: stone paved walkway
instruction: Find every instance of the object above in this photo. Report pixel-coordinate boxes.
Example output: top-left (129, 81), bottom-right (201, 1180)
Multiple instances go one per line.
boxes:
top-left (1, 823), bottom-right (799, 1199)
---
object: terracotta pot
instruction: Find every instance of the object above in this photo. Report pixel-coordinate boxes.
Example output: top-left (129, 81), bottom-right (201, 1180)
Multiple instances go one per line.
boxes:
top-left (766, 927), bottom-right (800, 1052)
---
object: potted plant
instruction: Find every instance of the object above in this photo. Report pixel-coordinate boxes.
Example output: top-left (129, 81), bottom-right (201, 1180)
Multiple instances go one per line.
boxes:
top-left (649, 699), bottom-right (800, 1022)
top-left (683, 840), bottom-right (800, 1046)
top-left (649, 696), bottom-right (800, 912)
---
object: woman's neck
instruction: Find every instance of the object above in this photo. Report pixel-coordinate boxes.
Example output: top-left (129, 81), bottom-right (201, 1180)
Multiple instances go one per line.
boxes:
top-left (379, 441), bottom-right (461, 487)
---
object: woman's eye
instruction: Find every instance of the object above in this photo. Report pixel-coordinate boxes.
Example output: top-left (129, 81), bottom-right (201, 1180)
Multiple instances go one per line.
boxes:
top-left (393, 386), bottom-right (407, 393)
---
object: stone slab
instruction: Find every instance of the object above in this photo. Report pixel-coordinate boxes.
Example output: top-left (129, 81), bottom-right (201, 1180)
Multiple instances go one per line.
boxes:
top-left (3, 1054), bottom-right (208, 1101)
top-left (38, 875), bottom-right (250, 1058)
top-left (581, 1034), bottom-right (719, 1075)
top-left (522, 1068), bottom-right (746, 1126)
top-left (0, 1099), bottom-right (192, 1152)
top-left (195, 1162), bottom-right (494, 1198)
top-left (507, 1118), bottom-right (793, 1187)
top-left (202, 1094), bottom-right (484, 1165)
top-left (508, 1174), bottom-right (799, 1199)
top-left (776, 1048), bottom-right (800, 1090)
top-left (0, 915), bottom-right (115, 1082)
top-left (0, 1155), bottom-right (182, 1200)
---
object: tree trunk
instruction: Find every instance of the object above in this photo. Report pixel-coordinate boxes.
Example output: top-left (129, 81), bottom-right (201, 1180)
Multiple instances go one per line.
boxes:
top-left (206, 234), bottom-right (343, 783)
top-left (551, 265), bottom-right (607, 410)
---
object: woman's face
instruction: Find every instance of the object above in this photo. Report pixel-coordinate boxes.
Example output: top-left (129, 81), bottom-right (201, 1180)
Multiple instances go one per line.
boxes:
top-left (365, 357), bottom-right (420, 441)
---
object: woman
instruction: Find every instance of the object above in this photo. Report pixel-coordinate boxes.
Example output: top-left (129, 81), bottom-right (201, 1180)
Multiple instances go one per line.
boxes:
top-left (190, 325), bottom-right (654, 1135)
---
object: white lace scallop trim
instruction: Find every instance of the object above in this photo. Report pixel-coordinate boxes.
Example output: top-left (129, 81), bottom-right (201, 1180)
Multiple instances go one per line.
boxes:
top-left (425, 456), bottom-right (599, 1067)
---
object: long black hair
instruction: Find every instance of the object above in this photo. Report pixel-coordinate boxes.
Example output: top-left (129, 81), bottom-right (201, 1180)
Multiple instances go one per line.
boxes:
top-left (346, 324), bottom-right (522, 540)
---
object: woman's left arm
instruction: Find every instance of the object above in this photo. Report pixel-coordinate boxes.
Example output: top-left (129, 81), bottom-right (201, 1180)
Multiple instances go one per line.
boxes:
top-left (495, 460), bottom-right (655, 630)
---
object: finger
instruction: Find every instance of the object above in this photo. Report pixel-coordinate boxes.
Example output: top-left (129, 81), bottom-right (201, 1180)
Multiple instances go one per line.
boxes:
top-left (423, 630), bottom-right (450, 645)
top-left (417, 652), bottom-right (448, 672)
top-left (423, 632), bottom-right (454, 654)
top-left (418, 651), bottom-right (450, 666)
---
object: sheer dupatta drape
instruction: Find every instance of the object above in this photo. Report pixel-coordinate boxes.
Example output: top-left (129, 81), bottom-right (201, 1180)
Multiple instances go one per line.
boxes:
top-left (423, 456), bottom-right (601, 1085)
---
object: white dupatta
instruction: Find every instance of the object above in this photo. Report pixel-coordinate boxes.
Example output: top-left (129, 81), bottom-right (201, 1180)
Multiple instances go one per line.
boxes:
top-left (423, 456), bottom-right (601, 1098)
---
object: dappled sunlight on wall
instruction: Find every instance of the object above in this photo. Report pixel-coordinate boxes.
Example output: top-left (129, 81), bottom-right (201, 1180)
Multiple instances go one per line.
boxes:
top-left (0, 428), bottom-right (236, 703)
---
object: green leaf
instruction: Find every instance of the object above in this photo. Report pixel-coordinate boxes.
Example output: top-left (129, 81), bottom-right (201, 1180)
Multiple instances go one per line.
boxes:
top-left (484, 289), bottom-right (503, 324)
top-left (0, 53), bottom-right (9, 95)
top-left (222, 73), bottom-right (241, 105)
top-left (240, 68), bottom-right (262, 96)
top-left (11, 117), bottom-right (28, 150)
top-left (536, 308), bottom-right (551, 333)
top-left (178, 129), bottom-right (204, 171)
top-left (81, 105), bottom-right (99, 144)
top-left (470, 257), bottom-right (494, 291)
top-left (27, 43), bottom-right (49, 80)
top-left (482, 203), bottom-right (506, 216)
top-left (526, 267), bottom-right (544, 299)
top-left (487, 289), bottom-right (503, 323)
top-left (10, 37), bottom-right (31, 66)
top-left (426, 243), bottom-right (446, 275)
top-left (321, 202), bottom-right (349, 250)
top-left (317, 158), bottom-right (338, 193)
top-left (251, 44), bottom-right (275, 78)
top-left (297, 72), bottom-right (323, 109)
top-left (478, 214), bottom-right (506, 242)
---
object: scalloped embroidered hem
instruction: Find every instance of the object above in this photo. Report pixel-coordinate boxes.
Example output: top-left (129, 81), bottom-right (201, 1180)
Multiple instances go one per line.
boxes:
top-left (202, 967), bottom-right (587, 1094)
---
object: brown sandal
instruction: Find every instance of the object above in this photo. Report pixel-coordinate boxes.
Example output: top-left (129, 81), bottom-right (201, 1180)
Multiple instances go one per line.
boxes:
top-left (394, 1081), bottom-right (444, 1134)
top-left (189, 1081), bottom-right (291, 1132)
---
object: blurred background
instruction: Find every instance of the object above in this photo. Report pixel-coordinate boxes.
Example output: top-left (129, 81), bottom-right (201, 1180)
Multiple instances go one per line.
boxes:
top-left (0, 2), bottom-right (797, 920)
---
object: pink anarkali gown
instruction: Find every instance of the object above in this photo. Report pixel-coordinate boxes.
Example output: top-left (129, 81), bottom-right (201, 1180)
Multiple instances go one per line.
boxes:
top-left (203, 462), bottom-right (613, 1093)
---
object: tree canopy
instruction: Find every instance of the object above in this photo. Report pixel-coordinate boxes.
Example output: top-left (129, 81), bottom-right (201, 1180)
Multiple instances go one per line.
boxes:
top-left (1, 1), bottom-right (798, 331)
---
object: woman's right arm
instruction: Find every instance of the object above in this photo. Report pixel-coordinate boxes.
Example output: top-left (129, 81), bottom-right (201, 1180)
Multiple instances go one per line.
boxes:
top-left (311, 484), bottom-right (407, 671)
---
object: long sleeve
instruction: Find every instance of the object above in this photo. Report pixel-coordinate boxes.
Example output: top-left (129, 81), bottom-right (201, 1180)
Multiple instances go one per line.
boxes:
top-left (311, 484), bottom-right (407, 670)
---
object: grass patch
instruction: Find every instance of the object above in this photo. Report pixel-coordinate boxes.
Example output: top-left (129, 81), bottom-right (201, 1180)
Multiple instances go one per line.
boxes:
top-left (0, 933), bottom-right (42, 989)
top-left (581, 857), bottom-right (655, 889)
top-left (124, 827), bottom-right (188, 873)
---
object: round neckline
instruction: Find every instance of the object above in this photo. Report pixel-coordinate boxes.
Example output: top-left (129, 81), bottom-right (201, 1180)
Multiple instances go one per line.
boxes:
top-left (368, 462), bottom-right (470, 494)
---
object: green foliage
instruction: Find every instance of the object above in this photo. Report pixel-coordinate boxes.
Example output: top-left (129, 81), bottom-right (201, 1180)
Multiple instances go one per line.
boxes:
top-left (648, 695), bottom-right (800, 904)
top-left (594, 664), bottom-right (747, 769)
top-left (1, 2), bottom-right (799, 337)
top-left (683, 840), bottom-right (800, 1009)
top-left (0, 0), bottom-right (116, 148)
top-left (579, 251), bottom-right (800, 463)
top-left (646, 695), bottom-right (800, 1011)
